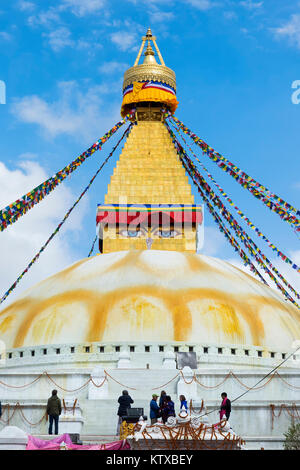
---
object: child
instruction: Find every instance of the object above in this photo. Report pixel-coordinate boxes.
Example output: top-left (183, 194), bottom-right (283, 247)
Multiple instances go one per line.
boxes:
top-left (179, 395), bottom-right (188, 412)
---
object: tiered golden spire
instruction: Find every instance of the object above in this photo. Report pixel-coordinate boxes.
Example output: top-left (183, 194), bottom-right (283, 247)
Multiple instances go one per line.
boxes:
top-left (102, 121), bottom-right (197, 253)
top-left (121, 28), bottom-right (178, 116)
top-left (97, 28), bottom-right (202, 254)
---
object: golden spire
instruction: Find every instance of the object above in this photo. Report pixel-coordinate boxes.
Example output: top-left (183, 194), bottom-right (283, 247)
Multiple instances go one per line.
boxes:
top-left (100, 28), bottom-right (200, 254)
top-left (143, 41), bottom-right (156, 65)
top-left (123, 27), bottom-right (176, 90)
top-left (121, 27), bottom-right (178, 116)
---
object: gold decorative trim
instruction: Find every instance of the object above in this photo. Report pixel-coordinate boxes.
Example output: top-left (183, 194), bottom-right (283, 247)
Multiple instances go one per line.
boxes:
top-left (123, 64), bottom-right (176, 91)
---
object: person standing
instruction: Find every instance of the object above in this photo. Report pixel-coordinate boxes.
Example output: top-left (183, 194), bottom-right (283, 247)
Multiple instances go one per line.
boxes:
top-left (219, 392), bottom-right (231, 420)
top-left (116, 390), bottom-right (134, 436)
top-left (165, 395), bottom-right (176, 420)
top-left (47, 390), bottom-right (62, 435)
top-left (150, 394), bottom-right (160, 425)
top-left (159, 390), bottom-right (167, 409)
top-left (159, 390), bottom-right (167, 424)
top-left (179, 395), bottom-right (188, 412)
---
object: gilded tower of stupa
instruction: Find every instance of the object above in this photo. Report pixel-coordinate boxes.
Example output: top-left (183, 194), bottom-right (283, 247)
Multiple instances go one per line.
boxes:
top-left (97, 28), bottom-right (202, 254)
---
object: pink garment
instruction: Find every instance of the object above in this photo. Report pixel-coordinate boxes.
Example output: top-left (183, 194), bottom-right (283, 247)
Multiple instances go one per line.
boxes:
top-left (26, 434), bottom-right (130, 451)
top-left (27, 434), bottom-right (73, 450)
top-left (219, 397), bottom-right (227, 419)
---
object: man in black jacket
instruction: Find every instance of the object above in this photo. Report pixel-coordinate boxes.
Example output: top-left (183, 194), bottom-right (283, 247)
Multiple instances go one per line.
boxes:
top-left (116, 390), bottom-right (134, 436)
top-left (47, 389), bottom-right (62, 435)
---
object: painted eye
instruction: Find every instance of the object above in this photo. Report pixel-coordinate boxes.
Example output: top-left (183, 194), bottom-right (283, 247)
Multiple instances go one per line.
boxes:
top-left (160, 231), bottom-right (174, 238)
top-left (128, 231), bottom-right (140, 238)
top-left (156, 230), bottom-right (180, 238)
top-left (119, 230), bottom-right (141, 238)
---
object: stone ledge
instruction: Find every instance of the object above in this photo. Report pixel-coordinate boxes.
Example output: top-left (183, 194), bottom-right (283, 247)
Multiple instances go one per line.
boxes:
top-left (2, 340), bottom-right (297, 365)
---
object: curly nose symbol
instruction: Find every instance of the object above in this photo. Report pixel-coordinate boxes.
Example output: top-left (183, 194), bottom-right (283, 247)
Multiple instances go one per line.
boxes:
top-left (146, 238), bottom-right (153, 250)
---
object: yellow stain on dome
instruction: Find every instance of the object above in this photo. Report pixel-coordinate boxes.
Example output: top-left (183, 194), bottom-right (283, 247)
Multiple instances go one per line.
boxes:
top-left (88, 286), bottom-right (193, 343)
top-left (182, 289), bottom-right (263, 345)
top-left (13, 290), bottom-right (106, 348)
top-left (184, 252), bottom-right (226, 277)
top-left (0, 315), bottom-right (15, 334)
top-left (5, 285), bottom-right (289, 349)
top-left (57, 250), bottom-right (231, 285)
top-left (102, 294), bottom-right (175, 342)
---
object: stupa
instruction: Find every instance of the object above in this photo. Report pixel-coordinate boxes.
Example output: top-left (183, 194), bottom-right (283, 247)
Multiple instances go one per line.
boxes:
top-left (0, 29), bottom-right (299, 450)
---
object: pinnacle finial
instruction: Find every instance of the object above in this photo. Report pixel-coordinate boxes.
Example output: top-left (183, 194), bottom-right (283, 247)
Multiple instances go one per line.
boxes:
top-left (143, 40), bottom-right (156, 64)
top-left (133, 27), bottom-right (165, 67)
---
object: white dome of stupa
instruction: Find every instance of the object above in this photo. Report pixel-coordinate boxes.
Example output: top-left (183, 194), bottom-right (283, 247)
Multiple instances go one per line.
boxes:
top-left (0, 250), bottom-right (299, 351)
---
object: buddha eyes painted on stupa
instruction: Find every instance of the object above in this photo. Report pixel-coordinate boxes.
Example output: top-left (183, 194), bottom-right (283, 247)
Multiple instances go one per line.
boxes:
top-left (97, 204), bottom-right (203, 252)
top-left (154, 229), bottom-right (180, 238)
top-left (119, 229), bottom-right (142, 238)
top-left (118, 226), bottom-right (182, 239)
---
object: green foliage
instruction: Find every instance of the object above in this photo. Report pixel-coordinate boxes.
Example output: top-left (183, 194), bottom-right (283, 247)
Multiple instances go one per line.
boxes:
top-left (283, 422), bottom-right (300, 450)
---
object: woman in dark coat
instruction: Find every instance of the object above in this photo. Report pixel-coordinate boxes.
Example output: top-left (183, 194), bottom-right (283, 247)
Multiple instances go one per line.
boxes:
top-left (165, 395), bottom-right (176, 420)
top-left (219, 392), bottom-right (231, 420)
top-left (159, 390), bottom-right (167, 423)
top-left (159, 390), bottom-right (167, 408)
top-left (116, 390), bottom-right (134, 435)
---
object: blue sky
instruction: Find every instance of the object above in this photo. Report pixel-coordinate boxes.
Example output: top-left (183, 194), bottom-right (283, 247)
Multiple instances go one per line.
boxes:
top-left (0, 0), bottom-right (299, 305)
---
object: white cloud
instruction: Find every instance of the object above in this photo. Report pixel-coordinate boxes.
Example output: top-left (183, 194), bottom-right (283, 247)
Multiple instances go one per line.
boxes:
top-left (28, 8), bottom-right (61, 27)
top-left (273, 14), bottom-right (300, 50)
top-left (185, 0), bottom-right (216, 10)
top-left (26, 0), bottom-right (106, 28)
top-left (292, 181), bottom-right (300, 190)
top-left (240, 0), bottom-right (263, 9)
top-left (127, 0), bottom-right (173, 4)
top-left (200, 224), bottom-right (300, 297)
top-left (27, 5), bottom-right (103, 52)
top-left (76, 39), bottom-right (94, 50)
top-left (110, 31), bottom-right (138, 51)
top-left (0, 159), bottom-right (86, 307)
top-left (226, 250), bottom-right (300, 297)
top-left (11, 80), bottom-right (121, 142)
top-left (240, 27), bottom-right (249, 34)
top-left (60, 0), bottom-right (106, 16)
top-left (45, 26), bottom-right (75, 51)
top-left (200, 225), bottom-right (226, 256)
top-left (0, 32), bottom-right (12, 41)
top-left (225, 257), bottom-right (257, 279)
top-left (151, 10), bottom-right (175, 22)
top-left (17, 152), bottom-right (38, 160)
top-left (224, 11), bottom-right (237, 20)
top-left (98, 61), bottom-right (129, 75)
top-left (18, 1), bottom-right (35, 11)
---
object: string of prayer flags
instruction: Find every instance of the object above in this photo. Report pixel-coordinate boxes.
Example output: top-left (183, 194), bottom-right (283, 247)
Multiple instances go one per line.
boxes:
top-left (169, 119), bottom-right (300, 275)
top-left (0, 125), bottom-right (132, 305)
top-left (165, 120), bottom-right (300, 310)
top-left (164, 112), bottom-right (300, 232)
top-left (0, 115), bottom-right (132, 233)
